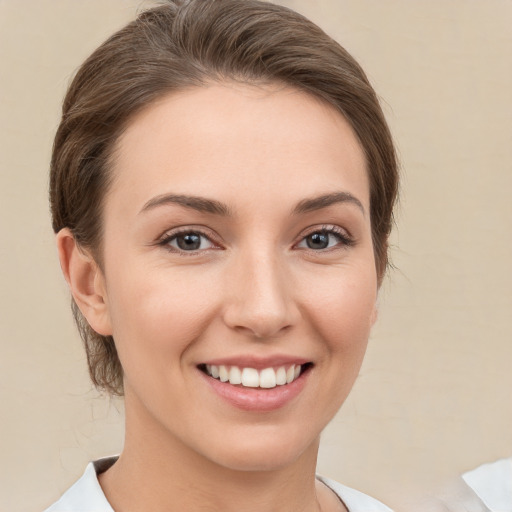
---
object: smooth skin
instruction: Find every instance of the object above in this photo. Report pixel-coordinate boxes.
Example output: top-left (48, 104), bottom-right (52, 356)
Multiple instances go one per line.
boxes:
top-left (57, 82), bottom-right (378, 512)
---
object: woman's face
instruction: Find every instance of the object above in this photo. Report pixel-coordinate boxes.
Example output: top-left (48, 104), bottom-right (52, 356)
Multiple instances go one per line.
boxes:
top-left (95, 83), bottom-right (377, 471)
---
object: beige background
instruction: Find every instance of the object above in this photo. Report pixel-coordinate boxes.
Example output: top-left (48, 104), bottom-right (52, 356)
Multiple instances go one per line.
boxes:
top-left (1, 1), bottom-right (511, 511)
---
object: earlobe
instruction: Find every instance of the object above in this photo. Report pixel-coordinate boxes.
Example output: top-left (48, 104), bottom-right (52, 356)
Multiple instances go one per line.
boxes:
top-left (56, 228), bottom-right (112, 336)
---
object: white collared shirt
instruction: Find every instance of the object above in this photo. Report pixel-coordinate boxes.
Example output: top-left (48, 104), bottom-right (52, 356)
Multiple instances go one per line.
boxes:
top-left (45, 457), bottom-right (393, 512)
top-left (462, 457), bottom-right (512, 512)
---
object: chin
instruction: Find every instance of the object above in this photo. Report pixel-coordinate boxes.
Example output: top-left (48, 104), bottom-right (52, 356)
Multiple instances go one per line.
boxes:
top-left (202, 426), bottom-right (318, 473)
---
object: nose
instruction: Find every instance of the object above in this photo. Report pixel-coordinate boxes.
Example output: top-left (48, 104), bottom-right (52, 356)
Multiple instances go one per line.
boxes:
top-left (222, 249), bottom-right (300, 339)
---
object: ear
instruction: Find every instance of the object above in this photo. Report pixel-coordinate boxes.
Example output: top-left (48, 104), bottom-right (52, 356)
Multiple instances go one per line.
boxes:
top-left (56, 228), bottom-right (112, 336)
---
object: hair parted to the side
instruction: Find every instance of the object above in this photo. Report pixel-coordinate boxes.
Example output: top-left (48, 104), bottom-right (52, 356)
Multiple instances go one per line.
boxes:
top-left (50, 0), bottom-right (399, 396)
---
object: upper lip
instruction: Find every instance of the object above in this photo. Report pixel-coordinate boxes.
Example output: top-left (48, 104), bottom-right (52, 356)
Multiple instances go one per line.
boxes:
top-left (199, 354), bottom-right (311, 370)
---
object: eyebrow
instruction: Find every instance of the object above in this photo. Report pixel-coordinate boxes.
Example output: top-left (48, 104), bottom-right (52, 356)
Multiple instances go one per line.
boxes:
top-left (140, 193), bottom-right (231, 216)
top-left (139, 190), bottom-right (365, 217)
top-left (292, 191), bottom-right (365, 216)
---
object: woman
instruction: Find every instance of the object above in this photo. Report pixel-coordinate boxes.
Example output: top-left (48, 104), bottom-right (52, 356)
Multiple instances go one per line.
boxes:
top-left (46, 0), bottom-right (398, 510)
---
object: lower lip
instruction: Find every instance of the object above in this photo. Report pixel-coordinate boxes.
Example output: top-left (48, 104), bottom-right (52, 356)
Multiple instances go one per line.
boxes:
top-left (199, 369), bottom-right (310, 412)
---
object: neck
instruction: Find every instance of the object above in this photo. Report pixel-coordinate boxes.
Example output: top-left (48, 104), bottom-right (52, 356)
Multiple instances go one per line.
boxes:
top-left (99, 396), bottom-right (328, 512)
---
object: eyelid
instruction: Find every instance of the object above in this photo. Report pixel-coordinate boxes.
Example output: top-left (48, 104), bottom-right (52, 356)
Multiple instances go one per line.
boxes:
top-left (156, 225), bottom-right (223, 253)
top-left (153, 224), bottom-right (354, 254)
top-left (293, 224), bottom-right (355, 249)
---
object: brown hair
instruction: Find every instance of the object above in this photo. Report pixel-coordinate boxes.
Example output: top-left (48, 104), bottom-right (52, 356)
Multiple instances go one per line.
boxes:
top-left (50, 0), bottom-right (399, 395)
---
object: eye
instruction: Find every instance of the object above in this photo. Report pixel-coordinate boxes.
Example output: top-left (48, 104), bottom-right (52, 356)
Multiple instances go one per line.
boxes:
top-left (161, 230), bottom-right (216, 252)
top-left (296, 227), bottom-right (353, 251)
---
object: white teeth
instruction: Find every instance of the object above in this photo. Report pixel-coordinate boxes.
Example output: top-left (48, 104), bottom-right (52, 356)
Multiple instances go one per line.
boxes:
top-left (286, 365), bottom-right (295, 384)
top-left (276, 366), bottom-right (287, 385)
top-left (219, 365), bottom-right (229, 382)
top-left (259, 368), bottom-right (277, 388)
top-left (241, 368), bottom-right (259, 387)
top-left (228, 366), bottom-right (242, 385)
top-left (205, 363), bottom-right (304, 388)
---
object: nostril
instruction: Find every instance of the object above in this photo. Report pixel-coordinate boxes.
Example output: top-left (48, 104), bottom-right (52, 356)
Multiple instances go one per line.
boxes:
top-left (232, 322), bottom-right (293, 340)
top-left (222, 281), bottom-right (300, 339)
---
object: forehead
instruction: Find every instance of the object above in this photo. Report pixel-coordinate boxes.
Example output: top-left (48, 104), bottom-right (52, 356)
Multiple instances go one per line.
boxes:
top-left (108, 82), bottom-right (369, 216)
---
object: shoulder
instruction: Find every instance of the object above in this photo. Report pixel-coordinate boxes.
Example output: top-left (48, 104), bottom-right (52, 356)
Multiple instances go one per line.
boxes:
top-left (44, 457), bottom-right (117, 512)
top-left (462, 457), bottom-right (512, 512)
top-left (46, 460), bottom-right (392, 512)
top-left (317, 475), bottom-right (393, 512)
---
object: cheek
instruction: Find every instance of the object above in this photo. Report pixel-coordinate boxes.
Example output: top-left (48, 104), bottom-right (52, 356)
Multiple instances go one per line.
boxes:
top-left (292, 265), bottom-right (377, 429)
top-left (104, 265), bottom-right (222, 375)
top-left (302, 264), bottom-right (377, 355)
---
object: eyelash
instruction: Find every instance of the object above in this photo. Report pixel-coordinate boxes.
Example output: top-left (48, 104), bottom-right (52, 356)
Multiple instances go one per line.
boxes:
top-left (296, 225), bottom-right (355, 251)
top-left (157, 225), bottom-right (354, 255)
top-left (157, 228), bottom-right (219, 255)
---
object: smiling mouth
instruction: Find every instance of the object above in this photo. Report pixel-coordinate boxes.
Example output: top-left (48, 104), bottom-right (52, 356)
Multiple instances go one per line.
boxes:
top-left (198, 363), bottom-right (313, 389)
